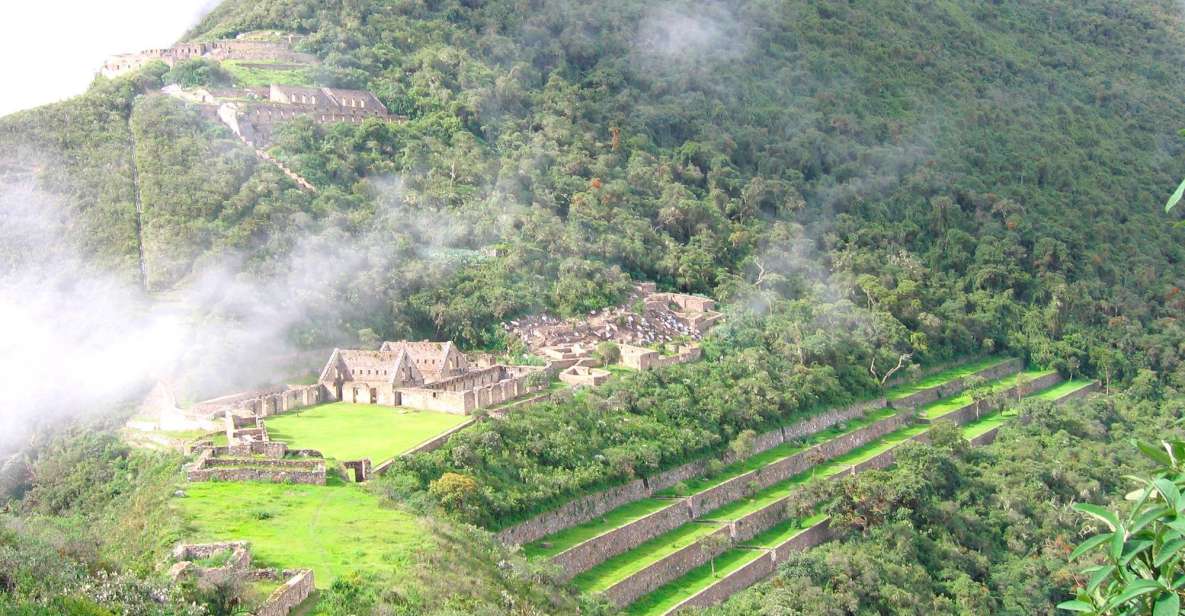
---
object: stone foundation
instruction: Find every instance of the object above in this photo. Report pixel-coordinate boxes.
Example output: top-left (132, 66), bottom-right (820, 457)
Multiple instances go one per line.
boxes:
top-left (255, 569), bottom-right (314, 616)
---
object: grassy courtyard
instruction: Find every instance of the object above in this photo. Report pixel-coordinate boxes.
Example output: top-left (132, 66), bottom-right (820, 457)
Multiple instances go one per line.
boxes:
top-left (175, 476), bottom-right (428, 585)
top-left (264, 402), bottom-right (471, 462)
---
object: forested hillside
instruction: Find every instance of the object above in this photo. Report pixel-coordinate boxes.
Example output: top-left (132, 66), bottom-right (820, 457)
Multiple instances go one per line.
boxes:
top-left (5, 0), bottom-right (1185, 614)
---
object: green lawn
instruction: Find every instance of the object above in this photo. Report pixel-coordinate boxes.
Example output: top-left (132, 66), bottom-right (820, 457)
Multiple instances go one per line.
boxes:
top-left (265, 403), bottom-right (471, 462)
top-left (961, 410), bottom-right (1014, 440)
top-left (884, 356), bottom-right (1010, 400)
top-left (175, 475), bottom-right (427, 585)
top-left (572, 522), bottom-right (723, 593)
top-left (920, 369), bottom-right (1055, 420)
top-left (1032, 379), bottom-right (1094, 401)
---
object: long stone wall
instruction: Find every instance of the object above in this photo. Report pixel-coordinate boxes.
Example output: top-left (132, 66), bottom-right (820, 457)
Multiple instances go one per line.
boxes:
top-left (656, 376), bottom-right (1096, 614)
top-left (552, 501), bottom-right (692, 580)
top-left (929, 372), bottom-right (1064, 427)
top-left (495, 479), bottom-right (650, 546)
top-left (255, 569), bottom-right (315, 616)
top-left (551, 410), bottom-right (907, 579)
top-left (890, 358), bottom-right (1023, 410)
top-left (496, 396), bottom-right (887, 547)
top-left (602, 525), bottom-right (733, 608)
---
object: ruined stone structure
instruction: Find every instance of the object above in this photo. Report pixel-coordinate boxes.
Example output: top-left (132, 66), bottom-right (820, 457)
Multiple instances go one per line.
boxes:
top-left (185, 412), bottom-right (327, 485)
top-left (101, 36), bottom-right (317, 77)
top-left (318, 341), bottom-right (546, 415)
top-left (559, 365), bottom-right (611, 387)
top-left (169, 542), bottom-right (313, 616)
top-left (216, 84), bottom-right (392, 146)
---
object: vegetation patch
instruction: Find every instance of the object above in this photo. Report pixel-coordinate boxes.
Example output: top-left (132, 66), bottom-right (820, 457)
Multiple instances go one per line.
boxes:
top-left (264, 402), bottom-right (471, 462)
top-left (221, 60), bottom-right (313, 87)
top-left (175, 475), bottom-right (428, 584)
top-left (1031, 379), bottom-right (1094, 401)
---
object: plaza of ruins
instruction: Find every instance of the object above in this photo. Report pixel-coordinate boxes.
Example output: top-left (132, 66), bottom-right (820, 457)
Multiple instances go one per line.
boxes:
top-left (168, 282), bottom-right (724, 497)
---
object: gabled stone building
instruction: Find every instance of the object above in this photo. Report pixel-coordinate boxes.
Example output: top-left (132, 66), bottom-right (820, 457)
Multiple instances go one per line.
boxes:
top-left (318, 341), bottom-right (545, 414)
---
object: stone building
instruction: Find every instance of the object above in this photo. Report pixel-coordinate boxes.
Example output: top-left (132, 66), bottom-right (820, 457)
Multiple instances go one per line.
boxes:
top-left (318, 341), bottom-right (545, 414)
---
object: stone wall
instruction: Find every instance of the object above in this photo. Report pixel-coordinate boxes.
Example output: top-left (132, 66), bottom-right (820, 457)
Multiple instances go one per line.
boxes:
top-left (497, 400), bottom-right (888, 546)
top-left (495, 479), bottom-right (650, 546)
top-left (1056, 381), bottom-right (1100, 405)
top-left (397, 418), bottom-right (478, 458)
top-left (602, 525), bottom-right (732, 608)
top-left (255, 569), bottom-right (314, 616)
top-left (931, 372), bottom-right (1064, 427)
top-left (685, 411), bottom-right (907, 517)
top-left (169, 542), bottom-right (252, 590)
top-left (398, 387), bottom-right (474, 414)
top-left (552, 500), bottom-right (692, 579)
top-left (891, 358), bottom-right (1023, 410)
top-left (667, 551), bottom-right (776, 612)
top-left (186, 454), bottom-right (326, 485)
top-left (771, 517), bottom-right (832, 562)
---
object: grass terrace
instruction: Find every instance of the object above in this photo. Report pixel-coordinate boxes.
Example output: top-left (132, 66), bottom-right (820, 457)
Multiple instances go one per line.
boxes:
top-left (884, 356), bottom-right (1010, 401)
top-left (176, 475), bottom-right (427, 585)
top-left (524, 408), bottom-right (897, 559)
top-left (919, 369), bottom-right (1056, 421)
top-left (222, 60), bottom-right (314, 86)
top-left (624, 514), bottom-right (831, 616)
top-left (265, 402), bottom-right (471, 462)
top-left (706, 424), bottom-right (929, 523)
top-left (1031, 379), bottom-right (1094, 401)
top-left (960, 410), bottom-right (1016, 440)
top-left (523, 497), bottom-right (675, 559)
top-left (572, 523), bottom-right (722, 593)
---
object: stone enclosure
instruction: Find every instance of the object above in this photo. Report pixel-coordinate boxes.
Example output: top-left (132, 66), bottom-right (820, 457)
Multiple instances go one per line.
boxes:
top-left (169, 542), bottom-right (313, 616)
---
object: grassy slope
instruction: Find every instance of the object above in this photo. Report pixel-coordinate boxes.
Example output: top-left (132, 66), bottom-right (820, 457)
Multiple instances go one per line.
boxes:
top-left (175, 475), bottom-right (428, 584)
top-left (1032, 379), bottom-right (1095, 401)
top-left (264, 402), bottom-right (471, 461)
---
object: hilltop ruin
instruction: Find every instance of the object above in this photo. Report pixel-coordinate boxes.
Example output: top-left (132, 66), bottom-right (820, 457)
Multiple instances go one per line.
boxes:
top-left (101, 34), bottom-right (317, 78)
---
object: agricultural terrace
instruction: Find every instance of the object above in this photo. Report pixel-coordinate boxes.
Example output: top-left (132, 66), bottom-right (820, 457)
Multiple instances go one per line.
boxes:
top-left (619, 376), bottom-right (1088, 612)
top-left (624, 514), bottom-right (829, 616)
top-left (1031, 378), bottom-right (1095, 401)
top-left (523, 407), bottom-right (897, 560)
top-left (264, 402), bottom-right (471, 461)
top-left (883, 355), bottom-right (1010, 401)
top-left (919, 368), bottom-right (1056, 420)
top-left (176, 475), bottom-right (428, 585)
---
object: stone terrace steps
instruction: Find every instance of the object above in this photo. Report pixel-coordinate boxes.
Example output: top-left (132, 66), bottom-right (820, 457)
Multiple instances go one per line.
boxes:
top-left (625, 377), bottom-right (1096, 615)
top-left (522, 357), bottom-right (1023, 582)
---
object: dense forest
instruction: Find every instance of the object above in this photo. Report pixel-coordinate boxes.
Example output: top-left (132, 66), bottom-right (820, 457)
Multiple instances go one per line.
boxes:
top-left (4, 0), bottom-right (1185, 614)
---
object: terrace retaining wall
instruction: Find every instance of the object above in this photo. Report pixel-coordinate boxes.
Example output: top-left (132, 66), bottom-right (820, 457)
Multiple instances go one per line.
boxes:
top-left (686, 411), bottom-right (908, 518)
top-left (496, 479), bottom-right (650, 546)
top-left (555, 412), bottom-right (907, 579)
top-left (669, 550), bottom-right (776, 613)
top-left (930, 372), bottom-right (1064, 427)
top-left (255, 569), bottom-right (314, 616)
top-left (498, 399), bottom-right (884, 546)
top-left (602, 525), bottom-right (732, 608)
top-left (890, 358), bottom-right (1022, 410)
top-left (1056, 381), bottom-right (1100, 405)
top-left (552, 501), bottom-right (692, 580)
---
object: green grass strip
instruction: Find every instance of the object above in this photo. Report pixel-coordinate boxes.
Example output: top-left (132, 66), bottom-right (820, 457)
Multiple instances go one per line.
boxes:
top-left (523, 498), bottom-right (676, 559)
top-left (920, 369), bottom-right (1055, 420)
top-left (1031, 379), bottom-right (1094, 401)
top-left (959, 410), bottom-right (1015, 440)
top-left (572, 523), bottom-right (724, 593)
top-left (884, 356), bottom-right (1010, 400)
top-left (623, 547), bottom-right (766, 615)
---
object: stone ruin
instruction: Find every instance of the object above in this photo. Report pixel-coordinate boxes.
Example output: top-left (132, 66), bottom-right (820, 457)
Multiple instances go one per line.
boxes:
top-left (558, 365), bottom-right (611, 387)
top-left (318, 340), bottom-right (550, 415)
top-left (169, 542), bottom-right (314, 616)
top-left (185, 413), bottom-right (327, 485)
top-left (506, 282), bottom-right (722, 372)
top-left (100, 34), bottom-right (318, 78)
